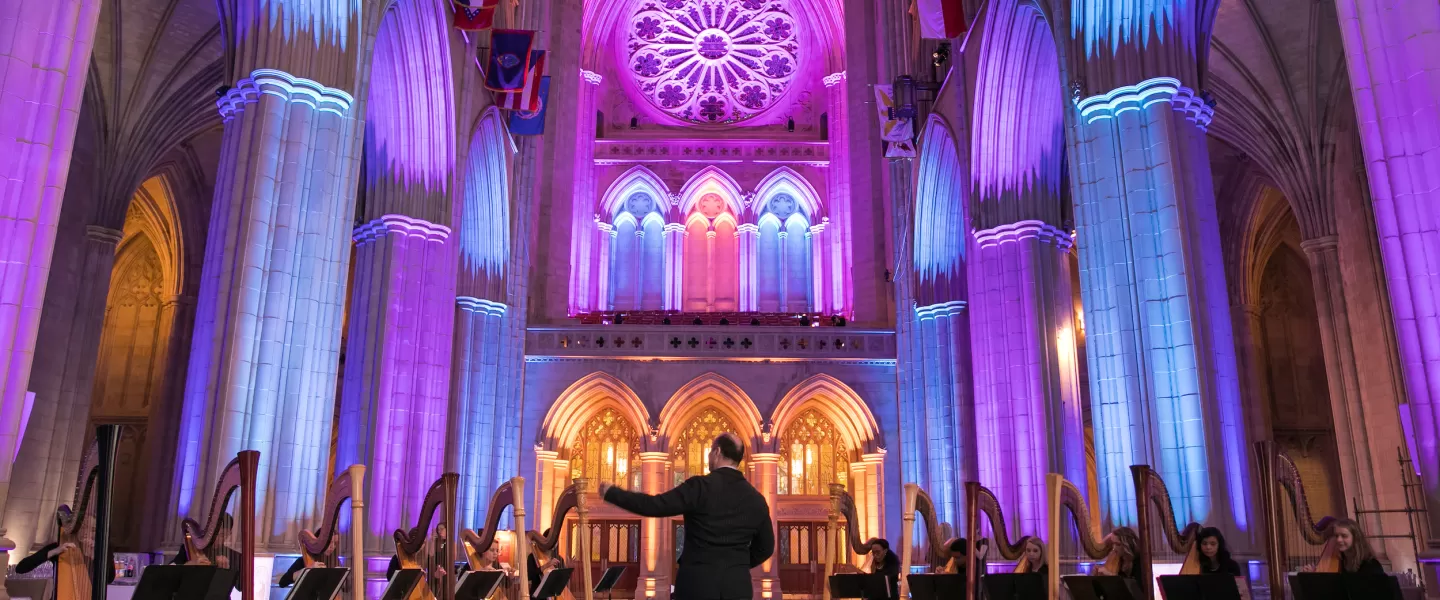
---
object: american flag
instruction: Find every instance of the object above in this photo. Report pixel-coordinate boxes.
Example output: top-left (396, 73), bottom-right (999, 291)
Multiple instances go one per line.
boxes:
top-left (495, 50), bottom-right (546, 112)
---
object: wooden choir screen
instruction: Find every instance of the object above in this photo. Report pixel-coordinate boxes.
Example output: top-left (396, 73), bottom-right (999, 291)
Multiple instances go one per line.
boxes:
top-left (55, 425), bottom-right (121, 600)
top-left (1255, 441), bottom-right (1339, 596)
top-left (1129, 466), bottom-right (1203, 600)
top-left (393, 473), bottom-right (459, 600)
top-left (963, 481), bottom-right (1032, 600)
top-left (297, 464), bottom-right (367, 600)
top-left (1044, 473), bottom-right (1137, 600)
top-left (180, 449), bottom-right (259, 600)
top-left (778, 408), bottom-right (849, 496)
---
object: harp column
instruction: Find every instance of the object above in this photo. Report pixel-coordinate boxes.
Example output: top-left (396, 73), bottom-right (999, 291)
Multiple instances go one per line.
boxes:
top-left (1068, 77), bottom-right (1251, 534)
top-left (0, 0), bottom-right (103, 541)
top-left (1333, 0), bottom-right (1440, 551)
top-left (969, 222), bottom-right (1086, 537)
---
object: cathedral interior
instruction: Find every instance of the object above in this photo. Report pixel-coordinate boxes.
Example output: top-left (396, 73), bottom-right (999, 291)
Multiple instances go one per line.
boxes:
top-left (2, 0), bottom-right (1439, 598)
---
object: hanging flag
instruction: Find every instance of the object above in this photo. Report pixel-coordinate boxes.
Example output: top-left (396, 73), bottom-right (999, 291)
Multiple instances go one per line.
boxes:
top-left (885, 140), bottom-right (917, 159)
top-left (508, 76), bottom-right (551, 135)
top-left (496, 50), bottom-right (546, 112)
top-left (916, 0), bottom-right (966, 39)
top-left (873, 84), bottom-right (913, 143)
top-left (486, 30), bottom-right (536, 91)
top-left (452, 0), bottom-right (498, 31)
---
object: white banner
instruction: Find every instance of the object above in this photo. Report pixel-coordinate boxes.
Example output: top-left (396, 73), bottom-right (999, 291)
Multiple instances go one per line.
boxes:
top-left (873, 85), bottom-right (914, 143)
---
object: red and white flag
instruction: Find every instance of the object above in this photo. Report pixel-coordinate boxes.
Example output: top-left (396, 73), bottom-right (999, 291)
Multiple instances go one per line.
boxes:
top-left (452, 0), bottom-right (499, 30)
top-left (916, 0), bottom-right (966, 39)
top-left (495, 50), bottom-right (547, 112)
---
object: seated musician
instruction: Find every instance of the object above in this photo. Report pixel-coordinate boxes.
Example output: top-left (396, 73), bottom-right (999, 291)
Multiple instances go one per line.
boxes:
top-left (1195, 528), bottom-right (1241, 576)
top-left (528, 530), bottom-right (566, 595)
top-left (937, 538), bottom-right (967, 574)
top-left (15, 510), bottom-right (117, 585)
top-left (860, 538), bottom-right (900, 598)
top-left (386, 523), bottom-right (450, 591)
top-left (1019, 539), bottom-right (1047, 576)
top-left (1092, 530), bottom-right (1142, 583)
top-left (1304, 518), bottom-right (1383, 575)
top-left (277, 537), bottom-right (337, 588)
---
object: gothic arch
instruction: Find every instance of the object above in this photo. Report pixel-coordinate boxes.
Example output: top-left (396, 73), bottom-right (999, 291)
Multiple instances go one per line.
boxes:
top-left (913, 114), bottom-right (967, 302)
top-left (458, 107), bottom-right (513, 286)
top-left (658, 373), bottom-right (764, 448)
top-left (541, 373), bottom-right (653, 450)
top-left (752, 167), bottom-right (824, 219)
top-left (678, 166), bottom-right (746, 216)
top-left (127, 176), bottom-right (186, 297)
top-left (600, 166), bottom-right (673, 218)
top-left (364, 0), bottom-right (456, 204)
top-left (770, 375), bottom-right (880, 454)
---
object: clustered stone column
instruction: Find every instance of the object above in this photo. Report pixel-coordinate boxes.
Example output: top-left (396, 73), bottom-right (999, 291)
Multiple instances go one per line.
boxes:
top-left (568, 71), bottom-right (606, 314)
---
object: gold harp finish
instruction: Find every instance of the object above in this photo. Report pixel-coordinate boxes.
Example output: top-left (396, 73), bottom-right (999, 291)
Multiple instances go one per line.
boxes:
top-left (823, 484), bottom-right (873, 600)
top-left (393, 473), bottom-right (459, 600)
top-left (459, 478), bottom-right (593, 600)
top-left (181, 450), bottom-right (260, 600)
top-left (298, 464), bottom-right (367, 600)
top-left (1130, 465), bottom-right (1203, 600)
top-left (964, 482), bottom-right (1033, 600)
top-left (1046, 474), bottom-right (1137, 600)
top-left (1255, 441), bottom-right (1339, 591)
top-left (56, 441), bottom-right (102, 600)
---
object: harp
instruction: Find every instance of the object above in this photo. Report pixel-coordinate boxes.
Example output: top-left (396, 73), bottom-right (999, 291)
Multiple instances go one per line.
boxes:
top-left (1255, 441), bottom-right (1339, 594)
top-left (899, 483), bottom-right (958, 580)
top-left (180, 450), bottom-right (259, 600)
top-left (1045, 473), bottom-right (1138, 600)
top-left (56, 425), bottom-right (120, 600)
top-left (821, 484), bottom-right (872, 600)
top-left (393, 473), bottom-right (459, 600)
top-left (297, 464), bottom-right (367, 600)
top-left (459, 479), bottom-right (593, 600)
top-left (964, 482), bottom-right (1034, 600)
top-left (1130, 466), bottom-right (1203, 600)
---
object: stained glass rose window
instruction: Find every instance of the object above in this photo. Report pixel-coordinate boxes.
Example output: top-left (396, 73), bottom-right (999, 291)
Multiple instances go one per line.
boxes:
top-left (628, 0), bottom-right (800, 125)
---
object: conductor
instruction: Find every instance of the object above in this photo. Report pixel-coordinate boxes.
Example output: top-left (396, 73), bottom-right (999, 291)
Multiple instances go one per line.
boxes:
top-left (599, 433), bottom-right (774, 600)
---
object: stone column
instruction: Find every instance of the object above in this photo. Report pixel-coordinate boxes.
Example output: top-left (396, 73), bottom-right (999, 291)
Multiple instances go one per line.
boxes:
top-left (749, 453), bottom-right (780, 599)
top-left (639, 452), bottom-right (671, 600)
top-left (664, 224), bottom-right (685, 311)
top-left (337, 215), bottom-right (456, 551)
top-left (969, 222), bottom-right (1085, 537)
top-left (140, 294), bottom-right (196, 550)
top-left (0, 1), bottom-right (104, 558)
top-left (1333, 0), bottom-right (1440, 541)
top-left (1070, 78), bottom-right (1250, 534)
top-left (738, 224), bottom-right (759, 312)
top-left (860, 452), bottom-right (885, 541)
top-left (906, 301), bottom-right (973, 528)
top-left (810, 223), bottom-right (830, 313)
top-left (1229, 304), bottom-right (1272, 442)
top-left (173, 68), bottom-right (365, 552)
top-left (567, 71), bottom-right (605, 315)
top-left (597, 222), bottom-right (614, 311)
top-left (532, 451), bottom-right (560, 527)
top-left (1, 225), bottom-right (119, 556)
top-left (822, 71), bottom-right (852, 316)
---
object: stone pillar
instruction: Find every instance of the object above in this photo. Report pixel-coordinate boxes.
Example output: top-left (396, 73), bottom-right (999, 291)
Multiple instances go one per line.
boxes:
top-left (1333, 0), bottom-right (1440, 542)
top-left (1, 225), bottom-right (119, 556)
top-left (452, 298), bottom-right (511, 523)
top-left (568, 71), bottom-right (604, 315)
top-left (337, 215), bottom-right (456, 551)
top-left (532, 451), bottom-right (561, 527)
top-left (639, 452), bottom-right (671, 600)
top-left (1070, 78), bottom-right (1250, 534)
top-left (664, 224), bottom-right (685, 311)
top-left (738, 224), bottom-right (759, 312)
top-left (0, 0), bottom-right (104, 560)
top-left (969, 222), bottom-right (1085, 537)
top-left (140, 294), bottom-right (196, 550)
top-left (173, 68), bottom-right (365, 552)
top-left (749, 453), bottom-right (780, 599)
top-left (1229, 304), bottom-right (1272, 442)
top-left (597, 222), bottom-right (614, 311)
top-left (860, 452), bottom-right (885, 542)
top-left (822, 71), bottom-right (852, 316)
top-left (810, 223), bottom-right (830, 314)
top-left (906, 301), bottom-right (973, 528)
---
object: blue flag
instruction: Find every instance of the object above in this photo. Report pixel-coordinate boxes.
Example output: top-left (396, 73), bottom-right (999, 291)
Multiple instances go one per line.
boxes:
top-left (508, 76), bottom-right (550, 135)
top-left (486, 30), bottom-right (535, 91)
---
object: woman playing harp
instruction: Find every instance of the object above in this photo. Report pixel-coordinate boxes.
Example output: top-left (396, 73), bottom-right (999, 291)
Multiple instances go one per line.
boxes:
top-left (16, 434), bottom-right (118, 600)
top-left (898, 483), bottom-right (959, 579)
top-left (391, 473), bottom-right (459, 600)
top-left (1045, 473), bottom-right (1141, 599)
top-left (460, 478), bottom-right (592, 600)
top-left (1129, 465), bottom-right (1247, 599)
top-left (175, 450), bottom-right (259, 599)
top-left (1254, 440), bottom-right (1343, 592)
top-left (962, 481), bottom-right (1035, 600)
top-left (277, 464), bottom-right (366, 598)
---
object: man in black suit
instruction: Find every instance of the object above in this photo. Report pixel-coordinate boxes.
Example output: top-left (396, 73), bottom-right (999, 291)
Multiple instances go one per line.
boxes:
top-left (599, 433), bottom-right (774, 600)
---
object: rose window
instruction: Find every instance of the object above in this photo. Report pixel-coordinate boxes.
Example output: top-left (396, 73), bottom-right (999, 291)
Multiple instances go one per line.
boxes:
top-left (628, 0), bottom-right (800, 125)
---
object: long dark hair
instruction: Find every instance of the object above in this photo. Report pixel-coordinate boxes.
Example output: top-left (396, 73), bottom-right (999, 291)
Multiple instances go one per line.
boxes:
top-left (1195, 527), bottom-right (1234, 572)
top-left (1331, 518), bottom-right (1376, 573)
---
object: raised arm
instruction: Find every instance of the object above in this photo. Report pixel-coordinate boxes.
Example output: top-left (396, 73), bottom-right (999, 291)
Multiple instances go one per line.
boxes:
top-left (750, 505), bottom-right (775, 568)
top-left (603, 477), bottom-right (704, 518)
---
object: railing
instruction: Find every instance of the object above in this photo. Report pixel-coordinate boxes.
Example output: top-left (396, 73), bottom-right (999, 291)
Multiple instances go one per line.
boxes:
top-left (526, 325), bottom-right (895, 360)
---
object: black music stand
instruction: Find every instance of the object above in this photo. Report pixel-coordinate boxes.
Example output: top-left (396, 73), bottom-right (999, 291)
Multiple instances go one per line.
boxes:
top-left (1158, 574), bottom-right (1242, 600)
top-left (983, 573), bottom-right (1046, 600)
top-left (1290, 573), bottom-right (1404, 600)
top-left (285, 567), bottom-right (350, 600)
top-left (906, 573), bottom-right (964, 600)
top-left (133, 564), bottom-right (235, 600)
top-left (828, 573), bottom-right (893, 599)
top-left (455, 569), bottom-right (508, 600)
top-left (534, 567), bottom-right (575, 600)
top-left (1062, 575), bottom-right (1143, 600)
top-left (595, 565), bottom-right (628, 600)
top-left (381, 568), bottom-right (426, 600)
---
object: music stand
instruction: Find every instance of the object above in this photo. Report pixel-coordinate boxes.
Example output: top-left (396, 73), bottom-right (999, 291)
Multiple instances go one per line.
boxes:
top-left (1157, 574), bottom-right (1242, 600)
top-left (381, 568), bottom-right (426, 600)
top-left (1062, 575), bottom-right (1142, 600)
top-left (828, 573), bottom-right (893, 599)
top-left (455, 570), bottom-right (508, 600)
top-left (906, 573), bottom-right (963, 600)
top-left (534, 567), bottom-right (575, 600)
top-left (595, 565), bottom-right (628, 600)
top-left (133, 564), bottom-right (235, 600)
top-left (1290, 573), bottom-right (1404, 600)
top-left (982, 573), bottom-right (1046, 600)
top-left (284, 567), bottom-right (350, 600)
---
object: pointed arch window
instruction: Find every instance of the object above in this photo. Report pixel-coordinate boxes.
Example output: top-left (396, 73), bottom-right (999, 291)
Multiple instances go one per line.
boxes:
top-left (682, 193), bottom-right (740, 312)
top-left (570, 408), bottom-right (643, 489)
top-left (778, 409), bottom-right (850, 495)
top-left (670, 407), bottom-right (741, 485)
top-left (608, 192), bottom-right (665, 311)
top-left (755, 193), bottom-right (813, 312)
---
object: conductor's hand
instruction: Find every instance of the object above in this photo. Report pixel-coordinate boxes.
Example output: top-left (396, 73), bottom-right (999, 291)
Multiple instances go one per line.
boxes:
top-left (598, 482), bottom-right (614, 498)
